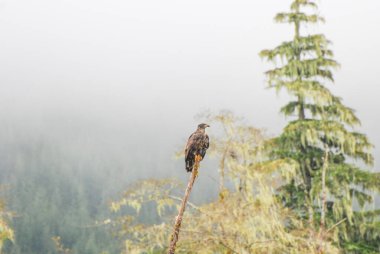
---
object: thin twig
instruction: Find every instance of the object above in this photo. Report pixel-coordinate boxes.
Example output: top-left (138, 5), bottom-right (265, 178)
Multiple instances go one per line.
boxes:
top-left (168, 195), bottom-right (200, 211)
top-left (169, 195), bottom-right (216, 219)
top-left (325, 218), bottom-right (347, 234)
top-left (219, 241), bottom-right (240, 254)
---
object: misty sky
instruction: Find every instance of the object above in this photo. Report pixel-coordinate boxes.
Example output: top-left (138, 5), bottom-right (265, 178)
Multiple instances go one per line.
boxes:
top-left (0, 0), bottom-right (379, 171)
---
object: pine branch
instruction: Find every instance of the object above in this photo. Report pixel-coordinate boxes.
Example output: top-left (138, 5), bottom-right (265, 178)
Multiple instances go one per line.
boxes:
top-left (168, 155), bottom-right (201, 254)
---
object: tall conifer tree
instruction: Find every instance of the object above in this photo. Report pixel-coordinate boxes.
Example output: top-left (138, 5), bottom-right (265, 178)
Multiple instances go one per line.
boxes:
top-left (260, 0), bottom-right (380, 252)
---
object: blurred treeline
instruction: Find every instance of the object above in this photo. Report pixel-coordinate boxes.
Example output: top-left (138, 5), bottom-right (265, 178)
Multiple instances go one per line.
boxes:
top-left (0, 117), bottom-right (123, 253)
top-left (1, 0), bottom-right (380, 253)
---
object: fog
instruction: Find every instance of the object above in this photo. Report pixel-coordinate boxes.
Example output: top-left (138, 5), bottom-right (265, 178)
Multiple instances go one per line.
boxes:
top-left (0, 0), bottom-right (379, 252)
top-left (0, 0), bottom-right (379, 192)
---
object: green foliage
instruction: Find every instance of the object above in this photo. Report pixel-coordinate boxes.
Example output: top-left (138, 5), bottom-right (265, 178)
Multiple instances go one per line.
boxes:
top-left (111, 179), bottom-right (180, 217)
top-left (0, 136), bottom-right (120, 254)
top-left (260, 0), bottom-right (380, 252)
top-left (0, 195), bottom-right (14, 253)
top-left (111, 112), bottom-right (339, 253)
top-left (110, 179), bottom-right (179, 254)
top-left (51, 236), bottom-right (72, 254)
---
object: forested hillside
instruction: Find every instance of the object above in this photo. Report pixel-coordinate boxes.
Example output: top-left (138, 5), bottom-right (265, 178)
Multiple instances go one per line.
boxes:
top-left (0, 0), bottom-right (379, 253)
top-left (0, 118), bottom-right (120, 253)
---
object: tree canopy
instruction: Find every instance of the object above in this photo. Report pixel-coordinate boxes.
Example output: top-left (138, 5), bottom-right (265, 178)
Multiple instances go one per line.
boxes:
top-left (260, 0), bottom-right (380, 252)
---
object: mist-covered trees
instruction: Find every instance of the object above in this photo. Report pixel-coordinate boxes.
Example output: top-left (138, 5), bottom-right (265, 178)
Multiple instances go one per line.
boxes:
top-left (0, 128), bottom-right (120, 254)
top-left (260, 0), bottom-right (380, 252)
top-left (110, 112), bottom-right (339, 253)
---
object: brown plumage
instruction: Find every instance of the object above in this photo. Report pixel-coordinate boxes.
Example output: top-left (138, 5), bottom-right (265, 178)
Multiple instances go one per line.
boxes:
top-left (185, 123), bottom-right (210, 172)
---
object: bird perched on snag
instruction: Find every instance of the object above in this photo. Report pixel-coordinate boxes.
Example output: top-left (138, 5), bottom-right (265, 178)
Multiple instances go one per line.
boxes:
top-left (185, 123), bottom-right (210, 172)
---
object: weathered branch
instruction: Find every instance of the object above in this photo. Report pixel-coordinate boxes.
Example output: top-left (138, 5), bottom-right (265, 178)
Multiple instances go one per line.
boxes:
top-left (167, 155), bottom-right (201, 254)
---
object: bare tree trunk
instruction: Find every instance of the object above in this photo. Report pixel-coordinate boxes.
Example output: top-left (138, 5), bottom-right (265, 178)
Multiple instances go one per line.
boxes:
top-left (320, 145), bottom-right (329, 229)
top-left (219, 141), bottom-right (230, 200)
top-left (318, 145), bottom-right (329, 253)
top-left (168, 155), bottom-right (201, 254)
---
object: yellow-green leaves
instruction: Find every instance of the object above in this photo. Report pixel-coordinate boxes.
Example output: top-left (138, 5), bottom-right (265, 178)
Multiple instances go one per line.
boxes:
top-left (290, 0), bottom-right (318, 11)
top-left (111, 179), bottom-right (180, 214)
top-left (275, 12), bottom-right (324, 24)
top-left (0, 199), bottom-right (13, 253)
top-left (110, 112), bottom-right (341, 254)
top-left (261, 0), bottom-right (379, 251)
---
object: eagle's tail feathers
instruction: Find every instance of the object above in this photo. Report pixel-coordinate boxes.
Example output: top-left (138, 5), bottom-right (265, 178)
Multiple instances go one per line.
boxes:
top-left (185, 160), bottom-right (193, 172)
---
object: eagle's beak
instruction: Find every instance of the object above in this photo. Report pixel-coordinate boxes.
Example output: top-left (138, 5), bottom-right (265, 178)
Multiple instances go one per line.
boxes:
top-left (207, 124), bottom-right (210, 128)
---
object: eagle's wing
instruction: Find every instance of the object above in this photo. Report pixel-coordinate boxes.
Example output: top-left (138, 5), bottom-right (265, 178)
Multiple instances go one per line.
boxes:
top-left (199, 134), bottom-right (209, 159)
top-left (185, 131), bottom-right (209, 172)
top-left (185, 133), bottom-right (195, 160)
top-left (204, 134), bottom-right (209, 149)
top-left (185, 132), bottom-right (206, 159)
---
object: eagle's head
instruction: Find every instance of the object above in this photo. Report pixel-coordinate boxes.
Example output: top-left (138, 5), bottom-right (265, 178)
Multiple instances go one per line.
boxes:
top-left (198, 123), bottom-right (210, 129)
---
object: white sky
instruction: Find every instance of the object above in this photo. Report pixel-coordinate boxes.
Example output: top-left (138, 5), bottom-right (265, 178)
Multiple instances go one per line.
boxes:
top-left (0, 0), bottom-right (379, 169)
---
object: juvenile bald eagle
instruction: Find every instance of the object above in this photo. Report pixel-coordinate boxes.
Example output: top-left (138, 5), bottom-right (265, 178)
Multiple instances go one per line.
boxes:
top-left (185, 123), bottom-right (210, 172)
